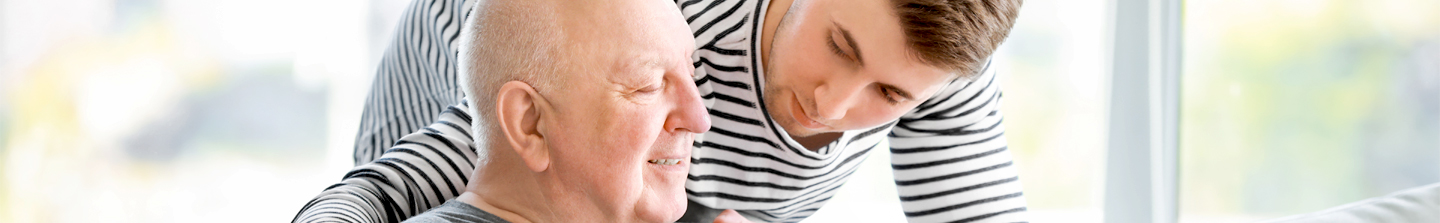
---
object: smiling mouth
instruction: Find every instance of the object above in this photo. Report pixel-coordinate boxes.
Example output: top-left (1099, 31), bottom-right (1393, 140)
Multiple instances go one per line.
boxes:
top-left (647, 159), bottom-right (683, 165)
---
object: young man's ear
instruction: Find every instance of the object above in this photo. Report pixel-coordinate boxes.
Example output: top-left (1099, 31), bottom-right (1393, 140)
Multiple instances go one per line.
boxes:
top-left (495, 81), bottom-right (550, 172)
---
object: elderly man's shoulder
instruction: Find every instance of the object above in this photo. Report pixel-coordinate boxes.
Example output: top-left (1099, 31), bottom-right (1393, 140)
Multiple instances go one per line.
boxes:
top-left (403, 200), bottom-right (511, 223)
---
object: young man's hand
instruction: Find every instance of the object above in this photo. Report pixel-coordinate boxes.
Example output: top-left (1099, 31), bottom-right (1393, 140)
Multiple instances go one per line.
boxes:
top-left (712, 209), bottom-right (754, 223)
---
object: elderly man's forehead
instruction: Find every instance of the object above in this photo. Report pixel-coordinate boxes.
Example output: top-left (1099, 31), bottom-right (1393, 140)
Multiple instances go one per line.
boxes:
top-left (557, 3), bottom-right (663, 37)
top-left (555, 1), bottom-right (692, 70)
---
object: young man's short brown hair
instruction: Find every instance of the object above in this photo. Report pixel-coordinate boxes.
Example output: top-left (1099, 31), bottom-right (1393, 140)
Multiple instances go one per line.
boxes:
top-left (894, 0), bottom-right (1022, 79)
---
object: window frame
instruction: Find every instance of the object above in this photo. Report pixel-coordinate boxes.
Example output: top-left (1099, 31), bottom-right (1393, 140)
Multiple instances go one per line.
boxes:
top-left (1103, 0), bottom-right (1183, 222)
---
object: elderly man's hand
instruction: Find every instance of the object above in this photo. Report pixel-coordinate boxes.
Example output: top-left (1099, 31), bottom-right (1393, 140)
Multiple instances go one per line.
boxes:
top-left (712, 209), bottom-right (755, 223)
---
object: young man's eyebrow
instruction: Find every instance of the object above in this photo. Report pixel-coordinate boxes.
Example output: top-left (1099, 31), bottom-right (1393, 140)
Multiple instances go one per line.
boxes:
top-left (834, 21), bottom-right (865, 66)
top-left (884, 83), bottom-right (916, 100)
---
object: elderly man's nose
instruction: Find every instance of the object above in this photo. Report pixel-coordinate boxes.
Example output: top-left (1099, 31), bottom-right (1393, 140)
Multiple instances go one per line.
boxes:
top-left (666, 79), bottom-right (711, 134)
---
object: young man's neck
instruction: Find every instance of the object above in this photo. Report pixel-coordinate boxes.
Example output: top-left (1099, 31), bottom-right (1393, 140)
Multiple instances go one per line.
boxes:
top-left (760, 0), bottom-right (794, 67)
top-left (759, 0), bottom-right (846, 151)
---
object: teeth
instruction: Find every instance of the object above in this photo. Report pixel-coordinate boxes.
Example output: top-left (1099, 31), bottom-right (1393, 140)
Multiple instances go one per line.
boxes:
top-left (648, 159), bottom-right (682, 165)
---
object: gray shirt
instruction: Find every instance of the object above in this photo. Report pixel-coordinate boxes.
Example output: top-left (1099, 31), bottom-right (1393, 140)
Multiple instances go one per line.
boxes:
top-left (402, 200), bottom-right (510, 223)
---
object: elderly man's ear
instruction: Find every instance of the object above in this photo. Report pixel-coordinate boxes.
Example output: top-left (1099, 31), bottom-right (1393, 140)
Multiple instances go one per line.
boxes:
top-left (496, 81), bottom-right (551, 173)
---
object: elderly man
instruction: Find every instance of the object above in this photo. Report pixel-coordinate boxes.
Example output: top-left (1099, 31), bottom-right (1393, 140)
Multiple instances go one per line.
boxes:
top-left (296, 0), bottom-right (710, 222)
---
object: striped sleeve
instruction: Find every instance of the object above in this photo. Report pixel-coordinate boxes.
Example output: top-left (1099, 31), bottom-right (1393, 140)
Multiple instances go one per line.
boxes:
top-left (888, 62), bottom-right (1030, 223)
top-left (294, 104), bottom-right (479, 223)
top-left (353, 0), bottom-right (473, 165)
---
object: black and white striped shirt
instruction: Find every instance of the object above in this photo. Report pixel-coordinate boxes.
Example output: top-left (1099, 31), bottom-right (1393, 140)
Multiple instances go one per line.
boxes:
top-left (296, 102), bottom-right (478, 223)
top-left (296, 0), bottom-right (1028, 222)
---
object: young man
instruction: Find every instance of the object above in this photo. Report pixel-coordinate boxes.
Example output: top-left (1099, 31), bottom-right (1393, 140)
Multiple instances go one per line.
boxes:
top-left (309, 0), bottom-right (1027, 222)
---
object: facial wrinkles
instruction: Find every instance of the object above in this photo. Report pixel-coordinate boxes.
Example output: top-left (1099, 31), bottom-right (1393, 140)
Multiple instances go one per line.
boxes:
top-left (540, 9), bottom-right (623, 223)
top-left (610, 80), bottom-right (678, 223)
top-left (558, 2), bottom-right (694, 223)
top-left (615, 60), bottom-right (669, 102)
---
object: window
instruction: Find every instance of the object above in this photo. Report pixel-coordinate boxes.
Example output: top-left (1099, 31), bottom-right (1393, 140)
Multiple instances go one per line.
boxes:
top-left (1179, 0), bottom-right (1440, 221)
top-left (0, 0), bottom-right (387, 221)
top-left (995, 0), bottom-right (1110, 221)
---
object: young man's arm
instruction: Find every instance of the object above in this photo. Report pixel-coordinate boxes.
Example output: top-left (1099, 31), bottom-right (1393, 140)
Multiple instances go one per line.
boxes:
top-left (353, 0), bottom-right (474, 165)
top-left (888, 62), bottom-right (1030, 222)
top-left (294, 103), bottom-right (479, 223)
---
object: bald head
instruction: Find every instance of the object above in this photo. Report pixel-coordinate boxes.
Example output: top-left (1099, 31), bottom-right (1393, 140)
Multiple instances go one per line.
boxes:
top-left (456, 0), bottom-right (562, 143)
top-left (457, 0), bottom-right (694, 146)
top-left (451, 0), bottom-right (704, 222)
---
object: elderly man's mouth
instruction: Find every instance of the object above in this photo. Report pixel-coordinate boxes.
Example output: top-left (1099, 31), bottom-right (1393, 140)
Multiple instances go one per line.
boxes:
top-left (647, 159), bottom-right (684, 165)
top-left (646, 157), bottom-right (689, 174)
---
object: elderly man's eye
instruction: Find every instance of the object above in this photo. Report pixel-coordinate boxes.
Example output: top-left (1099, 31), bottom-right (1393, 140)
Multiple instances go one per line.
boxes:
top-left (636, 81), bottom-right (664, 94)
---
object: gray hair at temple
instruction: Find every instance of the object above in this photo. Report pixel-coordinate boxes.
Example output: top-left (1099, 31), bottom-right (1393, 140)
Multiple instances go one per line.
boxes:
top-left (455, 0), bottom-right (572, 160)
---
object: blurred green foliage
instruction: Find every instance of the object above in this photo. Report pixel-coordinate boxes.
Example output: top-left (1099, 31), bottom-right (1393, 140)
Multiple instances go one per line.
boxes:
top-left (1180, 0), bottom-right (1440, 221)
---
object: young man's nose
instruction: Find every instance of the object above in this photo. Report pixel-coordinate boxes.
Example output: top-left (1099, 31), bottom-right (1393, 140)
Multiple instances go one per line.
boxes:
top-left (812, 78), bottom-right (865, 121)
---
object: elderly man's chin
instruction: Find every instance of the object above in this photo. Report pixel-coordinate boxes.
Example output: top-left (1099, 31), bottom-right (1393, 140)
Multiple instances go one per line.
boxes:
top-left (634, 162), bottom-right (690, 223)
top-left (629, 132), bottom-right (695, 222)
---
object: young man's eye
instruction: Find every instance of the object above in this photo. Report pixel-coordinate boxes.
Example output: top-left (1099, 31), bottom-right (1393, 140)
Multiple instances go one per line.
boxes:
top-left (827, 34), bottom-right (853, 62)
top-left (878, 86), bottom-right (901, 104)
